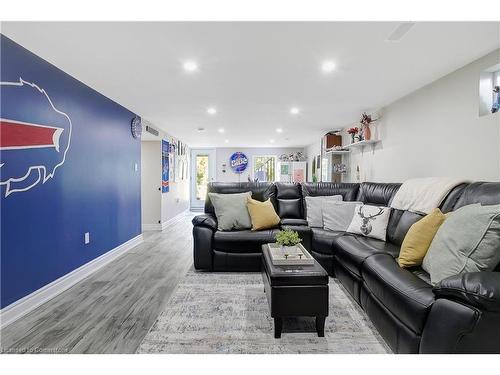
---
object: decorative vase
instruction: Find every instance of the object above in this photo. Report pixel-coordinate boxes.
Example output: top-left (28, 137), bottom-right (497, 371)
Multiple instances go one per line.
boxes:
top-left (351, 134), bottom-right (356, 143)
top-left (363, 124), bottom-right (371, 141)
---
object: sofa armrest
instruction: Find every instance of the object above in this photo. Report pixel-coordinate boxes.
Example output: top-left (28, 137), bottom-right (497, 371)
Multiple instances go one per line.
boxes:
top-left (433, 272), bottom-right (500, 312)
top-left (192, 214), bottom-right (218, 232)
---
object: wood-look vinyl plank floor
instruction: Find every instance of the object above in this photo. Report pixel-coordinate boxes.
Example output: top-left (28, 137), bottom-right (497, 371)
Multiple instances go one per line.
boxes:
top-left (0, 213), bottom-right (195, 354)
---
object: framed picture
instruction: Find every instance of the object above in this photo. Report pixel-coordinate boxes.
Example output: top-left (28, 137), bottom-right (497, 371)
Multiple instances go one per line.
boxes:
top-left (161, 140), bottom-right (169, 193)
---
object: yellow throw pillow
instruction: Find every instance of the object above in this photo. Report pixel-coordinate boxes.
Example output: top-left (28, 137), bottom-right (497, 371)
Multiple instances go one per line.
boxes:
top-left (246, 198), bottom-right (281, 231)
top-left (398, 208), bottom-right (447, 268)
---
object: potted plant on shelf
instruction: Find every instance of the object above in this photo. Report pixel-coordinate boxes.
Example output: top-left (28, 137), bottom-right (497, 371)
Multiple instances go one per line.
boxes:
top-left (275, 229), bottom-right (302, 255)
top-left (360, 112), bottom-right (379, 141)
top-left (346, 127), bottom-right (359, 144)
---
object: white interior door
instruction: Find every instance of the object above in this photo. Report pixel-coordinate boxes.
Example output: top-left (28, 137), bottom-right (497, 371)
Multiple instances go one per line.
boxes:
top-left (190, 148), bottom-right (216, 210)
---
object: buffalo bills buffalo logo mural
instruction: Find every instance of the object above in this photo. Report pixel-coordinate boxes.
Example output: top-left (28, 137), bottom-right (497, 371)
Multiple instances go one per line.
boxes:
top-left (0, 78), bottom-right (72, 197)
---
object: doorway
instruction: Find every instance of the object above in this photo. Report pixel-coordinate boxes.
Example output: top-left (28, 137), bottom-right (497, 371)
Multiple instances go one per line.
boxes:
top-left (190, 148), bottom-right (216, 210)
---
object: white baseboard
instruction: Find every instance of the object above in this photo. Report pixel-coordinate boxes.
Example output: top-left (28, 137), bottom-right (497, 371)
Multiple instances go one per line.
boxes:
top-left (142, 223), bottom-right (162, 231)
top-left (142, 209), bottom-right (190, 232)
top-left (0, 234), bottom-right (144, 329)
top-left (161, 209), bottom-right (190, 230)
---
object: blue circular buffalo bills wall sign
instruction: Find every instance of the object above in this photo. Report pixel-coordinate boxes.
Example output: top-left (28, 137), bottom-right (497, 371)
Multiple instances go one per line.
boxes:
top-left (229, 152), bottom-right (248, 174)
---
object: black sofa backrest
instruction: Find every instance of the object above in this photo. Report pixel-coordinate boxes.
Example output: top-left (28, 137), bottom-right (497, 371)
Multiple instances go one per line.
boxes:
top-left (439, 183), bottom-right (469, 213)
top-left (356, 182), bottom-right (401, 206)
top-left (275, 183), bottom-right (303, 219)
top-left (383, 182), bottom-right (469, 246)
top-left (301, 182), bottom-right (360, 201)
top-left (454, 182), bottom-right (500, 209)
top-left (204, 182), bottom-right (277, 215)
top-left (204, 181), bottom-right (498, 248)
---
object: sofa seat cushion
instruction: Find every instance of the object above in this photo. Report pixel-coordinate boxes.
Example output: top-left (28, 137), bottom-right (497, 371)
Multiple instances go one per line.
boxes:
top-left (362, 254), bottom-right (435, 334)
top-left (213, 229), bottom-right (279, 253)
top-left (280, 218), bottom-right (308, 226)
top-left (332, 235), bottom-right (400, 277)
top-left (311, 228), bottom-right (345, 255)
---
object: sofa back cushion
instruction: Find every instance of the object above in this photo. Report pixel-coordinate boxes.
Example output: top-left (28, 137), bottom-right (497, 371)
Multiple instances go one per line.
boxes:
top-left (275, 182), bottom-right (303, 219)
top-left (301, 182), bottom-right (360, 201)
top-left (454, 182), bottom-right (500, 209)
top-left (205, 182), bottom-right (277, 215)
top-left (439, 183), bottom-right (469, 213)
top-left (356, 182), bottom-right (401, 206)
top-left (367, 182), bottom-right (465, 246)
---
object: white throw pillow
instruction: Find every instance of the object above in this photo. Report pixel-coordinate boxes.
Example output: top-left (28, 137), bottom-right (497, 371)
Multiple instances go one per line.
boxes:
top-left (323, 201), bottom-right (364, 232)
top-left (305, 195), bottom-right (343, 228)
top-left (346, 204), bottom-right (392, 241)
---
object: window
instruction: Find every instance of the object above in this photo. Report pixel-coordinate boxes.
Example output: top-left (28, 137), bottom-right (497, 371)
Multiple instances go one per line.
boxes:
top-left (195, 155), bottom-right (209, 200)
top-left (253, 155), bottom-right (276, 182)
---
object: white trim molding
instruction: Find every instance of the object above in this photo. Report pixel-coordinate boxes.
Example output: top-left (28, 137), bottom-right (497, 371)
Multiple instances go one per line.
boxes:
top-left (161, 209), bottom-right (190, 230)
top-left (142, 209), bottom-right (190, 231)
top-left (0, 234), bottom-right (143, 328)
top-left (141, 223), bottom-right (162, 231)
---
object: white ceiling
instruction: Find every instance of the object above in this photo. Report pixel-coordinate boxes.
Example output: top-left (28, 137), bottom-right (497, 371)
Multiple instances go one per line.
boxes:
top-left (2, 22), bottom-right (499, 147)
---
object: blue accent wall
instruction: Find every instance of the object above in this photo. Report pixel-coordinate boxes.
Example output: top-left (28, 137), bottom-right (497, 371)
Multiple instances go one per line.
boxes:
top-left (0, 35), bottom-right (142, 308)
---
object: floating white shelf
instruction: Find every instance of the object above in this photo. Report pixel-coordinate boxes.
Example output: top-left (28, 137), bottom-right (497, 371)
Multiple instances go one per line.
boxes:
top-left (325, 149), bottom-right (350, 154)
top-left (343, 140), bottom-right (380, 149)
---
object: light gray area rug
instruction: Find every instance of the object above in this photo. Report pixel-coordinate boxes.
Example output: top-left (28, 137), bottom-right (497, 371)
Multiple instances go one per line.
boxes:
top-left (137, 270), bottom-right (391, 354)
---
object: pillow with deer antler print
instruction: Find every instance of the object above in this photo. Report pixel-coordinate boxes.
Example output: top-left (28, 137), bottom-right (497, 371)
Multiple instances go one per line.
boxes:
top-left (346, 204), bottom-right (392, 241)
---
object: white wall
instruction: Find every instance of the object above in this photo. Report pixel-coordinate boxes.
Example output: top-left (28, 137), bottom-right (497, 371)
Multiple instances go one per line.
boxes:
top-left (305, 140), bottom-right (321, 182)
top-left (161, 173), bottom-right (190, 222)
top-left (329, 48), bottom-right (500, 183)
top-left (141, 120), bottom-right (190, 226)
top-left (215, 147), bottom-right (305, 182)
top-left (141, 141), bottom-right (162, 225)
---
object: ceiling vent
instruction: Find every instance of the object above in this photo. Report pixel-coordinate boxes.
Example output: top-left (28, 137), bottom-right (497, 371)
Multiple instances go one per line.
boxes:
top-left (145, 125), bottom-right (159, 137)
top-left (386, 22), bottom-right (416, 42)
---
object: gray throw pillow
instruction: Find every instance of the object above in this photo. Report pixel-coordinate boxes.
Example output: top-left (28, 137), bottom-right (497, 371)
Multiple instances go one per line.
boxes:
top-left (208, 192), bottom-right (252, 231)
top-left (305, 195), bottom-right (343, 228)
top-left (346, 204), bottom-right (392, 241)
top-left (323, 201), bottom-right (364, 232)
top-left (422, 203), bottom-right (500, 285)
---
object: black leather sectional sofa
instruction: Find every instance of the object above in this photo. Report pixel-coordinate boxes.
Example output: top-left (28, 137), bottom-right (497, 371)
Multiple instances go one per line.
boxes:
top-left (192, 181), bottom-right (500, 353)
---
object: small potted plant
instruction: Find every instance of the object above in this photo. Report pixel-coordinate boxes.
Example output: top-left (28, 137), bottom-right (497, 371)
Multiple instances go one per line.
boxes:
top-left (346, 127), bottom-right (359, 143)
top-left (275, 229), bottom-right (302, 254)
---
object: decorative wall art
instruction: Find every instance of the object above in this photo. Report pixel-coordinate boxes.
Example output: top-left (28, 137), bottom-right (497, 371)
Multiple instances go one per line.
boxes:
top-left (0, 35), bottom-right (141, 307)
top-left (229, 152), bottom-right (249, 174)
top-left (162, 140), bottom-right (170, 193)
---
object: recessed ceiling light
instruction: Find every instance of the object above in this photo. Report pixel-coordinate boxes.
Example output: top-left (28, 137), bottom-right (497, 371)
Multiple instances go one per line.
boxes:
top-left (207, 107), bottom-right (217, 115)
top-left (218, 128), bottom-right (225, 133)
top-left (290, 107), bottom-right (300, 115)
top-left (225, 139), bottom-right (229, 143)
top-left (270, 139), bottom-right (275, 144)
top-left (183, 60), bottom-right (198, 73)
top-left (321, 60), bottom-right (336, 73)
top-left (276, 128), bottom-right (283, 133)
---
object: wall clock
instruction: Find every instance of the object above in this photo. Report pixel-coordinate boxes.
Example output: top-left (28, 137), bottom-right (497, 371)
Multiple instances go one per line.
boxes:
top-left (131, 116), bottom-right (142, 139)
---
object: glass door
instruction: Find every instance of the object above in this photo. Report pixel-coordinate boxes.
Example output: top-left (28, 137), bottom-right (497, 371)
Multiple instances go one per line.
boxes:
top-left (190, 149), bottom-right (216, 210)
